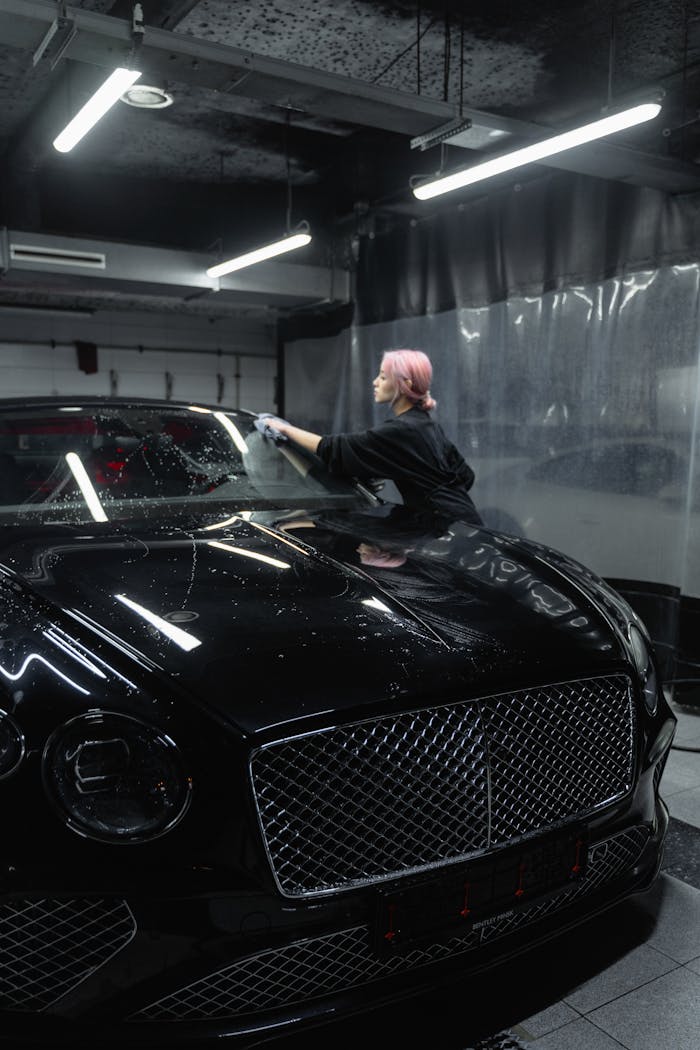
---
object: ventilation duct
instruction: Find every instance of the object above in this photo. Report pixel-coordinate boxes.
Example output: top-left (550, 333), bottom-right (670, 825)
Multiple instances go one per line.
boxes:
top-left (9, 243), bottom-right (106, 269)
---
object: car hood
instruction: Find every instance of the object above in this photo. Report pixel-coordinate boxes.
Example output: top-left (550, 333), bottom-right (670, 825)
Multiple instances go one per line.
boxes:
top-left (0, 508), bottom-right (625, 736)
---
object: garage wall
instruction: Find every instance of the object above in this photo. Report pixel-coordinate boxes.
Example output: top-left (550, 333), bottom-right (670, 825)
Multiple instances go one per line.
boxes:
top-left (0, 343), bottom-right (276, 410)
top-left (0, 308), bottom-right (277, 411)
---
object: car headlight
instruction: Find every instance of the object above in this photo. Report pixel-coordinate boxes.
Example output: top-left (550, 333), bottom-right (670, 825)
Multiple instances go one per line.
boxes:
top-left (0, 709), bottom-right (25, 779)
top-left (42, 711), bottom-right (192, 843)
top-left (628, 622), bottom-right (658, 716)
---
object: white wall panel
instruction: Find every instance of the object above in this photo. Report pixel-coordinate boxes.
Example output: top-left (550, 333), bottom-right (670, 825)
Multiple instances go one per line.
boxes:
top-left (0, 343), bottom-right (276, 409)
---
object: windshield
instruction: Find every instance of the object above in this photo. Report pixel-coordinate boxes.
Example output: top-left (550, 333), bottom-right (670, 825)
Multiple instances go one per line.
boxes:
top-left (0, 403), bottom-right (366, 524)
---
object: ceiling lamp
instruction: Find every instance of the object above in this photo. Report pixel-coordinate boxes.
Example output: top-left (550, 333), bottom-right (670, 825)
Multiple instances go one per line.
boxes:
top-left (206, 225), bottom-right (312, 279)
top-left (53, 68), bottom-right (142, 153)
top-left (121, 84), bottom-right (173, 109)
top-left (412, 101), bottom-right (662, 200)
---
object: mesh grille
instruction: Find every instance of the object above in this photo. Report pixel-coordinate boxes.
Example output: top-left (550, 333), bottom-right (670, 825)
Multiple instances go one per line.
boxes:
top-left (251, 676), bottom-right (635, 896)
top-left (0, 898), bottom-right (136, 1011)
top-left (479, 826), bottom-right (649, 942)
top-left (132, 825), bottom-right (649, 1022)
top-left (133, 925), bottom-right (479, 1022)
top-left (252, 703), bottom-right (489, 895)
top-left (485, 678), bottom-right (635, 844)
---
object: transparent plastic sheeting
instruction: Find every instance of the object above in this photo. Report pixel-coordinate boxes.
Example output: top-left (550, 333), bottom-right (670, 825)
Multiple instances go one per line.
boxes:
top-left (285, 265), bottom-right (700, 606)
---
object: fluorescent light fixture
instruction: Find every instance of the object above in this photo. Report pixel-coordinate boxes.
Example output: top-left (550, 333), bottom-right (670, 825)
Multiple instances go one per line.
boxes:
top-left (208, 540), bottom-right (290, 570)
top-left (413, 102), bottom-right (662, 200)
top-left (65, 452), bottom-right (108, 523)
top-left (115, 594), bottom-right (202, 652)
top-left (213, 411), bottom-right (249, 454)
top-left (206, 232), bottom-right (312, 278)
top-left (53, 67), bottom-right (142, 153)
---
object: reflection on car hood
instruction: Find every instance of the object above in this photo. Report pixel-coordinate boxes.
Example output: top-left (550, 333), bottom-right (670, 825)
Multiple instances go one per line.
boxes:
top-left (0, 508), bottom-right (624, 736)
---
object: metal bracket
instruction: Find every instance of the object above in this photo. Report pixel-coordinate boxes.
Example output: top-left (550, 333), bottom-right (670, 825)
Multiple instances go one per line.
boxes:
top-left (32, 11), bottom-right (76, 69)
top-left (49, 23), bottom-right (77, 70)
top-left (410, 116), bottom-right (473, 152)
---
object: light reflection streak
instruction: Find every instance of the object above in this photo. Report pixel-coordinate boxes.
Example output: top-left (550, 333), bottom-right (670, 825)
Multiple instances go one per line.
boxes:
top-left (65, 452), bottom-right (108, 522)
top-left (213, 412), bottom-right (249, 454)
top-left (207, 540), bottom-right (290, 570)
top-left (202, 514), bottom-right (242, 531)
top-left (0, 653), bottom-right (90, 694)
top-left (64, 608), bottom-right (156, 676)
top-left (362, 597), bottom-right (393, 614)
top-left (201, 514), bottom-right (309, 556)
top-left (115, 594), bottom-right (202, 651)
top-left (43, 628), bottom-right (107, 679)
top-left (244, 519), bottom-right (310, 556)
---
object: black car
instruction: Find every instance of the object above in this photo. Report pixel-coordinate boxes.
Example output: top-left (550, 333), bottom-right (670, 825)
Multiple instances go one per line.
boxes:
top-left (0, 397), bottom-right (675, 1046)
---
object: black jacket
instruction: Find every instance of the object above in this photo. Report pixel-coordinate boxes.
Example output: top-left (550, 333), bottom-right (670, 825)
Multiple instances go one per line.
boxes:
top-left (317, 407), bottom-right (482, 525)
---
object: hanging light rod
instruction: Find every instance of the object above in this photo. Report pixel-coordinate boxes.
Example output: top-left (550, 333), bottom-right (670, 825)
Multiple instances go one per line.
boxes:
top-left (413, 101), bottom-right (662, 200)
top-left (53, 67), bottom-right (142, 153)
top-left (206, 228), bottom-right (312, 278)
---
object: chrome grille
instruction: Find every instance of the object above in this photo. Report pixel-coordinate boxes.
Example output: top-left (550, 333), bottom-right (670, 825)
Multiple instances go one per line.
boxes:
top-left (132, 825), bottom-right (648, 1022)
top-left (484, 678), bottom-right (635, 844)
top-left (0, 898), bottom-right (136, 1011)
top-left (251, 676), bottom-right (635, 896)
top-left (132, 925), bottom-right (479, 1021)
top-left (253, 704), bottom-right (489, 896)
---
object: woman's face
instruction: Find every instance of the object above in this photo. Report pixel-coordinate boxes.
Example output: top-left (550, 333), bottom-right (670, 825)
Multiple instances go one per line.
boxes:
top-left (373, 368), bottom-right (396, 404)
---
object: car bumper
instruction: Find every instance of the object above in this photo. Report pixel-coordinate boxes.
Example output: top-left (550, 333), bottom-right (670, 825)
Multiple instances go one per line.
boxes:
top-left (0, 794), bottom-right (669, 1048)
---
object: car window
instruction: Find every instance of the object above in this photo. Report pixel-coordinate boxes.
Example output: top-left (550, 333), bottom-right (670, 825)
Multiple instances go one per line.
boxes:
top-left (528, 443), bottom-right (686, 496)
top-left (0, 405), bottom-right (365, 523)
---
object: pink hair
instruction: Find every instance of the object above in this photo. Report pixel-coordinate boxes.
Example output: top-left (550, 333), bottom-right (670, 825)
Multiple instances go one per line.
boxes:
top-left (381, 349), bottom-right (436, 411)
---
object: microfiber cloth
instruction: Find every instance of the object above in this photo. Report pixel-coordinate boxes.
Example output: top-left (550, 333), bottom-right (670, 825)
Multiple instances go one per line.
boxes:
top-left (254, 414), bottom-right (289, 441)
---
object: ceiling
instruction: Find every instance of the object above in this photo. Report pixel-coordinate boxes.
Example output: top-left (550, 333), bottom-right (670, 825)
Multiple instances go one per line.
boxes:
top-left (1, 0), bottom-right (700, 324)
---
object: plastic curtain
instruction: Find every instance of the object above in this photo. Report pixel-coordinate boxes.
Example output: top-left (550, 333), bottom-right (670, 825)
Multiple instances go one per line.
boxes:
top-left (285, 263), bottom-right (700, 681)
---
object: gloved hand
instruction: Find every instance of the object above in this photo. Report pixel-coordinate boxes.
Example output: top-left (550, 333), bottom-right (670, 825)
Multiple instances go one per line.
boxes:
top-left (254, 414), bottom-right (289, 441)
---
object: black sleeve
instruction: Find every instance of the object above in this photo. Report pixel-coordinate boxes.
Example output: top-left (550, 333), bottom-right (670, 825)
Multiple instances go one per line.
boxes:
top-left (317, 422), bottom-right (402, 479)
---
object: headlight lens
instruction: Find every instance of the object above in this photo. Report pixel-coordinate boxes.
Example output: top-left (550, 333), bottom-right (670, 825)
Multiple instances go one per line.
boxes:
top-left (628, 623), bottom-right (658, 716)
top-left (0, 709), bottom-right (25, 779)
top-left (43, 711), bottom-right (192, 843)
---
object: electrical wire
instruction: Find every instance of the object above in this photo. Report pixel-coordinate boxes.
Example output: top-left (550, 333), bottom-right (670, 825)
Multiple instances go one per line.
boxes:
top-left (459, 8), bottom-right (465, 115)
top-left (443, 3), bottom-right (451, 102)
top-left (285, 111), bottom-right (292, 233)
top-left (417, 1), bottom-right (421, 95)
top-left (372, 14), bottom-right (440, 84)
top-left (607, 1), bottom-right (616, 107)
top-left (681, 0), bottom-right (690, 160)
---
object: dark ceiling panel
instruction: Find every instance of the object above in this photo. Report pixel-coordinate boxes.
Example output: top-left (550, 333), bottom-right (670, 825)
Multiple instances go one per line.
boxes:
top-left (1, 0), bottom-right (699, 322)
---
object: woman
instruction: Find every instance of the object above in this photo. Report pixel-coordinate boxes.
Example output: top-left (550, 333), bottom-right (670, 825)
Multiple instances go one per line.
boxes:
top-left (267, 348), bottom-right (482, 525)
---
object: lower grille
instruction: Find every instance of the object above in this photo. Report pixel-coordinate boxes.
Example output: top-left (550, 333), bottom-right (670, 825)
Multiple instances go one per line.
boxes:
top-left (0, 898), bottom-right (136, 1011)
top-left (132, 825), bottom-right (649, 1023)
top-left (251, 676), bottom-right (635, 896)
top-left (479, 825), bottom-right (650, 943)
